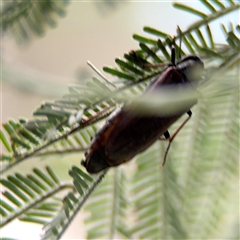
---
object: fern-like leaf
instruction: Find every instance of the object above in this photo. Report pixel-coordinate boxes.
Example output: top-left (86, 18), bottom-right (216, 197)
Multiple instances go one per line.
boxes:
top-left (41, 166), bottom-right (106, 240)
top-left (104, 2), bottom-right (239, 81)
top-left (130, 57), bottom-right (239, 238)
top-left (0, 166), bottom-right (74, 228)
top-left (1, 0), bottom-right (70, 43)
top-left (1, 2), bottom-right (239, 239)
top-left (84, 168), bottom-right (131, 239)
top-left (0, 79), bottom-right (117, 173)
top-left (131, 142), bottom-right (187, 239)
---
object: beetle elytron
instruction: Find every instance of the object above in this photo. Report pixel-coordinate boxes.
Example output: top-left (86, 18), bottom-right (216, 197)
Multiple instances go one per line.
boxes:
top-left (82, 45), bottom-right (204, 173)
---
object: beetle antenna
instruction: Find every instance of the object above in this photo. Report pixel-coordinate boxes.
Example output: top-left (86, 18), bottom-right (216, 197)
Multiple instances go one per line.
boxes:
top-left (171, 38), bottom-right (176, 65)
top-left (87, 60), bottom-right (116, 88)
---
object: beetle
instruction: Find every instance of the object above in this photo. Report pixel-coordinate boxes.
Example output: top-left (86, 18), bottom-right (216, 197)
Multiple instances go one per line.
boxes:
top-left (82, 46), bottom-right (204, 174)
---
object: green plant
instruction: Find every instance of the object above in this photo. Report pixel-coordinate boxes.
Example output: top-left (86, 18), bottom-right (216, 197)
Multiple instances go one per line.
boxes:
top-left (1, 0), bottom-right (70, 43)
top-left (1, 1), bottom-right (239, 239)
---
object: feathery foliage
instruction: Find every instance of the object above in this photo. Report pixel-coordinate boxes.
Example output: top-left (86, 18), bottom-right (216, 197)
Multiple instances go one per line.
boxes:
top-left (1, 0), bottom-right (70, 43)
top-left (41, 167), bottom-right (106, 240)
top-left (84, 169), bottom-right (130, 239)
top-left (1, 1), bottom-right (239, 239)
top-left (0, 166), bottom-right (71, 227)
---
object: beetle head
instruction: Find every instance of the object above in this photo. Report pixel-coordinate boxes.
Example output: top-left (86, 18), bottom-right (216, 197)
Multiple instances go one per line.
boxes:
top-left (82, 149), bottom-right (109, 174)
top-left (177, 55), bottom-right (204, 83)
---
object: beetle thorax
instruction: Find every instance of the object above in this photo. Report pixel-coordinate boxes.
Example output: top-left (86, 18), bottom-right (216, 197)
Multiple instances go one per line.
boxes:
top-left (177, 55), bottom-right (204, 82)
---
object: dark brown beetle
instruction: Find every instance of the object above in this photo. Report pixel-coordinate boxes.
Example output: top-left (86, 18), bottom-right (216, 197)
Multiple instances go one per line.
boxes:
top-left (82, 48), bottom-right (204, 173)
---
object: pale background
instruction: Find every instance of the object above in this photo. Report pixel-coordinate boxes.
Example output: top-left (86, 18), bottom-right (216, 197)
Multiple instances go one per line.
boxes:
top-left (1, 1), bottom-right (239, 239)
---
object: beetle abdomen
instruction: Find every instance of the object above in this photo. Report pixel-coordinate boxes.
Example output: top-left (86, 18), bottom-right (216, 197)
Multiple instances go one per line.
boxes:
top-left (105, 110), bottom-right (181, 166)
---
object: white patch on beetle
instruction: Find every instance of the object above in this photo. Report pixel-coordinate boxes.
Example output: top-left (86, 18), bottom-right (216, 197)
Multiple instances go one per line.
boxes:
top-left (68, 110), bottom-right (83, 127)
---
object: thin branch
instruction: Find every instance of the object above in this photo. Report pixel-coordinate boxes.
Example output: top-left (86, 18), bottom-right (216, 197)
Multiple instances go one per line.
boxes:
top-left (1, 183), bottom-right (75, 228)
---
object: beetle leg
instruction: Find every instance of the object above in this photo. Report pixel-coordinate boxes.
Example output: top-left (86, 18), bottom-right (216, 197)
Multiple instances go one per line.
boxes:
top-left (161, 110), bottom-right (192, 167)
top-left (159, 130), bottom-right (170, 140)
top-left (164, 130), bottom-right (170, 139)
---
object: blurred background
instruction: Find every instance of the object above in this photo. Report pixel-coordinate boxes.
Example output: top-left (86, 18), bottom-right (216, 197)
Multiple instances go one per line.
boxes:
top-left (1, 1), bottom-right (239, 239)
